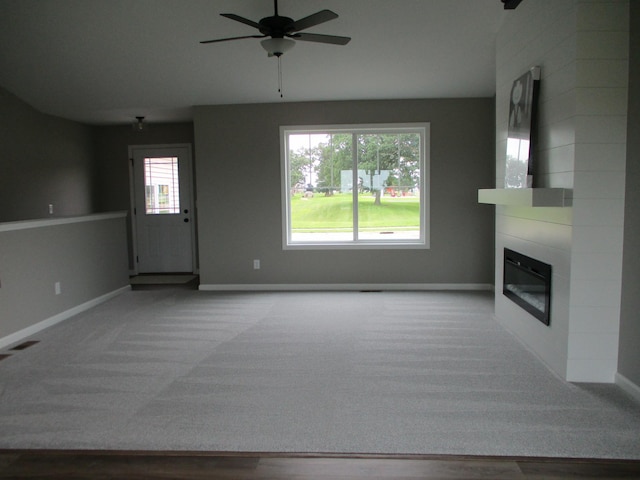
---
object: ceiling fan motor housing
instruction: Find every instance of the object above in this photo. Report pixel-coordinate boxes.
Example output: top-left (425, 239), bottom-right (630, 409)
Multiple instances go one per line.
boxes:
top-left (259, 15), bottom-right (295, 37)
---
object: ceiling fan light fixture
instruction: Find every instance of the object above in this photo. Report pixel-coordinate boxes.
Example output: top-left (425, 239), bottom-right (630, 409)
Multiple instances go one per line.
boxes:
top-left (260, 37), bottom-right (295, 57)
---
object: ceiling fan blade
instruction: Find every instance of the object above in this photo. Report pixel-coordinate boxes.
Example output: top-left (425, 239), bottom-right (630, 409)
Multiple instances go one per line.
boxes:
top-left (292, 32), bottom-right (351, 46)
top-left (220, 13), bottom-right (262, 30)
top-left (289, 10), bottom-right (338, 32)
top-left (200, 35), bottom-right (266, 44)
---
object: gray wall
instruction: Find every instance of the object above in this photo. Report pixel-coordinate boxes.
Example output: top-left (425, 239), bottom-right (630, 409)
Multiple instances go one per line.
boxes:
top-left (93, 124), bottom-right (195, 213)
top-left (194, 99), bottom-right (495, 287)
top-left (618, 2), bottom-right (640, 387)
top-left (0, 86), bottom-right (95, 222)
top-left (0, 214), bottom-right (129, 342)
top-left (0, 84), bottom-right (194, 271)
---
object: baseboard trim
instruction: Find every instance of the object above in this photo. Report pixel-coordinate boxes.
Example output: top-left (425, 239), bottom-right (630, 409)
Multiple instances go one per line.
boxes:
top-left (0, 286), bottom-right (131, 350)
top-left (615, 372), bottom-right (640, 403)
top-left (199, 283), bottom-right (493, 292)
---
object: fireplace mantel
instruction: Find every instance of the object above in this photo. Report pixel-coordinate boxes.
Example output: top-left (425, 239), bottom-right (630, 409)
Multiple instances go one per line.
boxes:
top-left (478, 188), bottom-right (572, 207)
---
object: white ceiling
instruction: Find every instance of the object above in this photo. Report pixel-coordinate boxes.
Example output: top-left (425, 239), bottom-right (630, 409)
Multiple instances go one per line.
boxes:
top-left (0, 0), bottom-right (506, 125)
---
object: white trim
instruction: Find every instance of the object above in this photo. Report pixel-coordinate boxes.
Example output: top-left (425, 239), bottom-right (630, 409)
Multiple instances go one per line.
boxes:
top-left (0, 211), bottom-right (127, 233)
top-left (0, 286), bottom-right (130, 350)
top-left (279, 241), bottom-right (429, 250)
top-left (128, 149), bottom-right (139, 275)
top-left (615, 373), bottom-right (640, 404)
top-left (280, 123), bottom-right (430, 250)
top-left (200, 283), bottom-right (492, 292)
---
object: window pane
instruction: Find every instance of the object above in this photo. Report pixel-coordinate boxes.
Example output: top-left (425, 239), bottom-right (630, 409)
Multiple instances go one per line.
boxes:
top-left (288, 133), bottom-right (354, 242)
top-left (144, 157), bottom-right (180, 214)
top-left (356, 133), bottom-right (421, 240)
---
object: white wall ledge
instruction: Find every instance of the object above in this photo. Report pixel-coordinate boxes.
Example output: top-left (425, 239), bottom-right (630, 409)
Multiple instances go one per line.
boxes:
top-left (478, 188), bottom-right (572, 207)
top-left (0, 211), bottom-right (127, 232)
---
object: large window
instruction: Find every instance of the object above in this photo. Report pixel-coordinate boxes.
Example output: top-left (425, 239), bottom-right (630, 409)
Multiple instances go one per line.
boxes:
top-left (281, 123), bottom-right (429, 249)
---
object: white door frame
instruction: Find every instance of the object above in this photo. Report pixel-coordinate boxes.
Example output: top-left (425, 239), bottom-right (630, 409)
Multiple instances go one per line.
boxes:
top-left (128, 143), bottom-right (198, 275)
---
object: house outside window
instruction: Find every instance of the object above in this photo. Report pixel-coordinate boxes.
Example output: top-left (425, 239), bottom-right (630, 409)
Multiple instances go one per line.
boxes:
top-left (281, 123), bottom-right (429, 249)
top-left (143, 157), bottom-right (181, 214)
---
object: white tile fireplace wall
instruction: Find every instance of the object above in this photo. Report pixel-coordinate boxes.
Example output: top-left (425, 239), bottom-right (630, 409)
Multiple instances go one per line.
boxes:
top-left (493, 0), bottom-right (629, 382)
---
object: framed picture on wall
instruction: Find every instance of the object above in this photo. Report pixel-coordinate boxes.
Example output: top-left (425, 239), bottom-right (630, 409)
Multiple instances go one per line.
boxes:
top-left (505, 66), bottom-right (540, 188)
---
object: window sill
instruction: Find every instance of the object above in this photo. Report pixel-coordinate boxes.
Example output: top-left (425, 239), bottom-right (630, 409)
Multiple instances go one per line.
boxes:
top-left (284, 241), bottom-right (429, 250)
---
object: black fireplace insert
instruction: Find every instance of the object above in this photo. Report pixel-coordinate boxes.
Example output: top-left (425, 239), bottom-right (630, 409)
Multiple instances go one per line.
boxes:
top-left (503, 248), bottom-right (551, 325)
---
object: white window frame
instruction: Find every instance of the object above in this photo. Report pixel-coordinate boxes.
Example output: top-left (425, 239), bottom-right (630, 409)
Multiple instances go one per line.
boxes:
top-left (280, 123), bottom-right (430, 250)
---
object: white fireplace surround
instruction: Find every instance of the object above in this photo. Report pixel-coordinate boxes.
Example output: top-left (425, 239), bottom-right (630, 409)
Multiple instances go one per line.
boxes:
top-left (489, 0), bottom-right (629, 383)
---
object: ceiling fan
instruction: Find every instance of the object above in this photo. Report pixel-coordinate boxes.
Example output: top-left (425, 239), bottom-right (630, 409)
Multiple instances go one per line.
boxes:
top-left (200, 0), bottom-right (351, 57)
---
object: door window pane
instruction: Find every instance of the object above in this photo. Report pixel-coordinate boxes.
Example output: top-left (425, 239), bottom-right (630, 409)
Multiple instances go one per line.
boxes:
top-left (144, 157), bottom-right (180, 214)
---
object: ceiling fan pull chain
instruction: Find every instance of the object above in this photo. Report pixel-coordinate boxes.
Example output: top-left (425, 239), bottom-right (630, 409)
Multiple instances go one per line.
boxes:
top-left (278, 56), bottom-right (284, 98)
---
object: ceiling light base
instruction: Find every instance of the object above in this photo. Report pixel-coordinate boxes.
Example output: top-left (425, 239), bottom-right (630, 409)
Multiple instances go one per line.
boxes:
top-left (133, 116), bottom-right (146, 132)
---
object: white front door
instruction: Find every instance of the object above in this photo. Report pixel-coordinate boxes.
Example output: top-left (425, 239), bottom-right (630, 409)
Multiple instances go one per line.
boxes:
top-left (131, 145), bottom-right (195, 273)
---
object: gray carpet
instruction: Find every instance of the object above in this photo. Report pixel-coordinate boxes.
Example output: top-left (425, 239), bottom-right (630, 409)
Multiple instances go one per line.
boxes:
top-left (0, 290), bottom-right (638, 458)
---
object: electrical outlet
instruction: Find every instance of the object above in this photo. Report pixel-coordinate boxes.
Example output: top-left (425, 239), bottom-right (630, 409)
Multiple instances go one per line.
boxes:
top-left (54, 282), bottom-right (61, 295)
top-left (49, 204), bottom-right (54, 215)
top-left (253, 259), bottom-right (260, 270)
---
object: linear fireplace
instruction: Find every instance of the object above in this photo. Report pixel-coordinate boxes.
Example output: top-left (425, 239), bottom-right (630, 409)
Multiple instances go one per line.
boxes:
top-left (503, 248), bottom-right (551, 325)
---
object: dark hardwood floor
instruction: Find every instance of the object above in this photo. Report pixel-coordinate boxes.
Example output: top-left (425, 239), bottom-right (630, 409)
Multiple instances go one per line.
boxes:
top-left (1, 451), bottom-right (639, 479)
